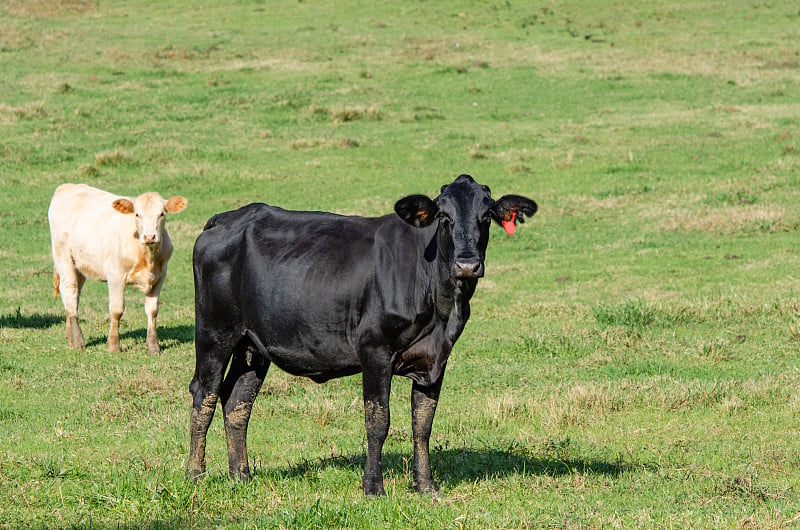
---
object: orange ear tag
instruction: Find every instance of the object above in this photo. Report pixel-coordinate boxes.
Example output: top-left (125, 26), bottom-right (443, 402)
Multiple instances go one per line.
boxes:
top-left (502, 212), bottom-right (516, 236)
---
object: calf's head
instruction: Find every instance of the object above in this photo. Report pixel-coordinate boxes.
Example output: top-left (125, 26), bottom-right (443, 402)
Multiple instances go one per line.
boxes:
top-left (112, 192), bottom-right (188, 246)
top-left (394, 174), bottom-right (537, 280)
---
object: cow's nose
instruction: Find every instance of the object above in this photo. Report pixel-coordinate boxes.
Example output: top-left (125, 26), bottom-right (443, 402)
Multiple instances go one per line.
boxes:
top-left (143, 234), bottom-right (157, 244)
top-left (453, 259), bottom-right (484, 279)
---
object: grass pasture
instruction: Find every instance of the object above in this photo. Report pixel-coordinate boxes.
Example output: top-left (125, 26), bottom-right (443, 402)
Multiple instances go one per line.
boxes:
top-left (2, 0), bottom-right (800, 527)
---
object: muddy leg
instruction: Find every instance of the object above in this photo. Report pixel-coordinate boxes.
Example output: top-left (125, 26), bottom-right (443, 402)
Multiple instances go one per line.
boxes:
top-left (411, 378), bottom-right (443, 493)
top-left (186, 337), bottom-right (231, 481)
top-left (361, 366), bottom-right (392, 496)
top-left (221, 342), bottom-right (269, 482)
top-left (187, 382), bottom-right (219, 480)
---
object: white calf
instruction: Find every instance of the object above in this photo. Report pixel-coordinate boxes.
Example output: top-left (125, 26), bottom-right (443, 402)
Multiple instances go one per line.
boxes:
top-left (48, 183), bottom-right (187, 353)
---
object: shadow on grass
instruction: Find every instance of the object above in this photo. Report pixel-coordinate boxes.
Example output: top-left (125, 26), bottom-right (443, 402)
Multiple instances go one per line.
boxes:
top-left (84, 324), bottom-right (195, 350)
top-left (65, 520), bottom-right (194, 530)
top-left (267, 446), bottom-right (651, 487)
top-left (0, 308), bottom-right (63, 329)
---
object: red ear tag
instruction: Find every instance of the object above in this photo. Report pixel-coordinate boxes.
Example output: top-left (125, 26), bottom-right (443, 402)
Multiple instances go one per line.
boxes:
top-left (502, 212), bottom-right (516, 236)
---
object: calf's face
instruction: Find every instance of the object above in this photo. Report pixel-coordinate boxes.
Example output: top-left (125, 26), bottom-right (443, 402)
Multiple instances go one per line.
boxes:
top-left (113, 193), bottom-right (188, 246)
top-left (394, 174), bottom-right (537, 280)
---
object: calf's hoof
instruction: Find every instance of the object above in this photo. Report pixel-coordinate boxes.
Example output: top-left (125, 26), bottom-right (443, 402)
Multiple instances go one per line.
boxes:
top-left (68, 335), bottom-right (86, 350)
top-left (66, 318), bottom-right (85, 349)
top-left (147, 342), bottom-right (160, 355)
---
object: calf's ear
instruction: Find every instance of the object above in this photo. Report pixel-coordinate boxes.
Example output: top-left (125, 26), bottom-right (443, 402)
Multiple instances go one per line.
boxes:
top-left (112, 198), bottom-right (135, 214)
top-left (394, 194), bottom-right (439, 227)
top-left (165, 196), bottom-right (188, 214)
top-left (491, 195), bottom-right (537, 226)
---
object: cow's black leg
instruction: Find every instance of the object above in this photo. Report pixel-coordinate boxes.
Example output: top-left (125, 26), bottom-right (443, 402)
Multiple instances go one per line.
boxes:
top-left (186, 335), bottom-right (232, 481)
top-left (411, 378), bottom-right (443, 493)
top-left (361, 365), bottom-right (392, 496)
top-left (221, 341), bottom-right (269, 482)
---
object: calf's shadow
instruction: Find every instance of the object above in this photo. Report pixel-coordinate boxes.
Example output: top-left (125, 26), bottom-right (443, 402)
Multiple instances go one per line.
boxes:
top-left (85, 324), bottom-right (195, 350)
top-left (0, 309), bottom-right (62, 329)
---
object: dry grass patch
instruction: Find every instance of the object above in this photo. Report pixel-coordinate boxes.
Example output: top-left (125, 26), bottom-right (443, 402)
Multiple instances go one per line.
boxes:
top-left (0, 26), bottom-right (36, 51)
top-left (116, 369), bottom-right (173, 399)
top-left (94, 151), bottom-right (131, 167)
top-left (559, 192), bottom-right (641, 215)
top-left (328, 104), bottom-right (380, 124)
top-left (335, 196), bottom-right (393, 217)
top-left (0, 101), bottom-right (46, 123)
top-left (3, 0), bottom-right (95, 17)
top-left (538, 382), bottom-right (620, 430)
top-left (304, 103), bottom-right (380, 124)
top-left (659, 204), bottom-right (785, 234)
top-left (290, 136), bottom-right (362, 151)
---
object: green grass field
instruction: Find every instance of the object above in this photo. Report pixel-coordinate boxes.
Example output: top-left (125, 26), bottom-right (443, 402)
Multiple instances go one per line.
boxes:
top-left (2, 1), bottom-right (800, 527)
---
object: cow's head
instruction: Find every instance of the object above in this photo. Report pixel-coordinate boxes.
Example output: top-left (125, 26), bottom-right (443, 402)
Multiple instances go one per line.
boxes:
top-left (394, 174), bottom-right (537, 279)
top-left (112, 192), bottom-right (187, 246)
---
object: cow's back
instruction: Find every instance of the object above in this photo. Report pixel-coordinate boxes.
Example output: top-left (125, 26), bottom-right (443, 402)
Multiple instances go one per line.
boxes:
top-left (193, 203), bottom-right (416, 378)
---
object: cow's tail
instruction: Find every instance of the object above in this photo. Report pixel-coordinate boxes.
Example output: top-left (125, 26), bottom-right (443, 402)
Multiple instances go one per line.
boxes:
top-left (52, 271), bottom-right (60, 301)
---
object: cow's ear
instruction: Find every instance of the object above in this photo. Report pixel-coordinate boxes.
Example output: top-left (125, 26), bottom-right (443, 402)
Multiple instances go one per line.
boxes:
top-left (165, 196), bottom-right (187, 214)
top-left (112, 198), bottom-right (135, 214)
top-left (394, 194), bottom-right (439, 227)
top-left (491, 194), bottom-right (537, 227)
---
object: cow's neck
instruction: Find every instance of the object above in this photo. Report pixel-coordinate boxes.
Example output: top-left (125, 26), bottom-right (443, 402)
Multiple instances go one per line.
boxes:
top-left (426, 228), bottom-right (476, 326)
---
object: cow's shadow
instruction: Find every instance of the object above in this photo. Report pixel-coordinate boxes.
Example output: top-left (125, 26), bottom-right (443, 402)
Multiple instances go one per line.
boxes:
top-left (266, 446), bottom-right (647, 488)
top-left (0, 309), bottom-right (63, 329)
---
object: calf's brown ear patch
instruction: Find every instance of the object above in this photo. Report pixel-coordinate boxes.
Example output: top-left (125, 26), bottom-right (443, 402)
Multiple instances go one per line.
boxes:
top-left (112, 198), bottom-right (135, 214)
top-left (165, 196), bottom-right (188, 213)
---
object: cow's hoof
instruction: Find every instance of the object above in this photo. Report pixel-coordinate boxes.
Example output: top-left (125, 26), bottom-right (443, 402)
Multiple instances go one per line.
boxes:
top-left (235, 472), bottom-right (252, 483)
top-left (362, 478), bottom-right (386, 496)
top-left (413, 481), bottom-right (440, 496)
top-left (186, 468), bottom-right (205, 482)
top-left (147, 344), bottom-right (160, 355)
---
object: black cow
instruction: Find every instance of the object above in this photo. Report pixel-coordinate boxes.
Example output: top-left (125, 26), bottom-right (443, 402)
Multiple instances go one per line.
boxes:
top-left (186, 174), bottom-right (536, 495)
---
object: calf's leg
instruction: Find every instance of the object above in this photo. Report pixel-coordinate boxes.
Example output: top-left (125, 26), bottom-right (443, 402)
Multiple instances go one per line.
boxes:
top-left (361, 365), bottom-right (392, 496)
top-left (144, 280), bottom-right (163, 354)
top-left (107, 276), bottom-right (125, 352)
top-left (221, 341), bottom-right (269, 482)
top-left (58, 267), bottom-right (85, 349)
top-left (411, 378), bottom-right (443, 493)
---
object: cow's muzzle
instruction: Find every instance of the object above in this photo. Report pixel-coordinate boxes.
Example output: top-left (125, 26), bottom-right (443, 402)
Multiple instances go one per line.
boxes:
top-left (453, 259), bottom-right (484, 279)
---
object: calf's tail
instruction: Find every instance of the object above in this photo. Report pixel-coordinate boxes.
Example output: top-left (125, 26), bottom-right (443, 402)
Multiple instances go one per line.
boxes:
top-left (53, 271), bottom-right (60, 301)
